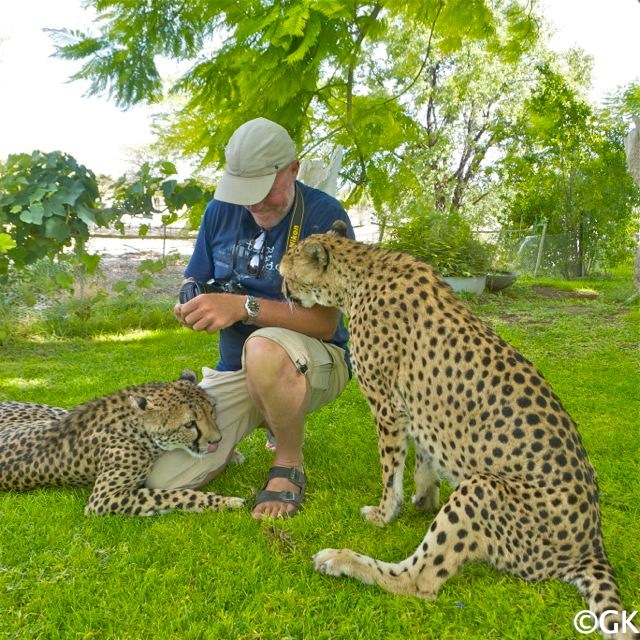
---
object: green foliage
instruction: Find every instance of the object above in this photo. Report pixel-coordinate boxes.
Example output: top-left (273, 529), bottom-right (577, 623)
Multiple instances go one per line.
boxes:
top-left (604, 81), bottom-right (640, 121)
top-left (0, 232), bottom-right (16, 253)
top-left (501, 65), bottom-right (640, 276)
top-left (384, 209), bottom-right (492, 276)
top-left (0, 151), bottom-right (110, 279)
top-left (0, 250), bottom-right (183, 344)
top-left (47, 0), bottom-right (541, 223)
top-left (109, 254), bottom-right (180, 300)
top-left (0, 257), bottom-right (74, 344)
top-left (0, 153), bottom-right (206, 328)
top-left (41, 293), bottom-right (175, 338)
top-left (106, 160), bottom-right (214, 230)
top-left (0, 149), bottom-right (212, 298)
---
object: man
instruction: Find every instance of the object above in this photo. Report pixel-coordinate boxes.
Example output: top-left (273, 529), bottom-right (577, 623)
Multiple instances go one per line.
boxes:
top-left (146, 117), bottom-right (354, 518)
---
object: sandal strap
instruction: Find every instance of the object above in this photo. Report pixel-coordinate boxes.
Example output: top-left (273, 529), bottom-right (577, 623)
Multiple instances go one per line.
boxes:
top-left (266, 466), bottom-right (307, 490)
top-left (255, 489), bottom-right (304, 506)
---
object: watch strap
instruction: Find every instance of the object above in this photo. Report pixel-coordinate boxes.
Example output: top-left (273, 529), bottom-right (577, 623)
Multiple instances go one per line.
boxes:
top-left (243, 295), bottom-right (260, 325)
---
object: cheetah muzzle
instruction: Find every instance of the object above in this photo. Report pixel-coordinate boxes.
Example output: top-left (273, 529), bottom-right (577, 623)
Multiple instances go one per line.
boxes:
top-left (279, 225), bottom-right (636, 639)
top-left (0, 371), bottom-right (245, 516)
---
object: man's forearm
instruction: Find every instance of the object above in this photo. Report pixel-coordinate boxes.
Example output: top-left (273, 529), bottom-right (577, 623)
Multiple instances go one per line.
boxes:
top-left (249, 297), bottom-right (340, 341)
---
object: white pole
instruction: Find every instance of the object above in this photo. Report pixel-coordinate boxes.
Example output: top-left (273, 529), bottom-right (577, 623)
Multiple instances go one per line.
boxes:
top-left (534, 221), bottom-right (547, 277)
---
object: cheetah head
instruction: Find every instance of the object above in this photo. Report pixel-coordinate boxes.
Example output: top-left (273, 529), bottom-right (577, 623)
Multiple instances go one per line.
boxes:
top-left (131, 371), bottom-right (222, 458)
top-left (279, 221), bottom-right (350, 310)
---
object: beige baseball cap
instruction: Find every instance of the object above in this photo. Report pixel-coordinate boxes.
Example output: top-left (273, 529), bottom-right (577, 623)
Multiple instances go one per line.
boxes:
top-left (214, 117), bottom-right (297, 206)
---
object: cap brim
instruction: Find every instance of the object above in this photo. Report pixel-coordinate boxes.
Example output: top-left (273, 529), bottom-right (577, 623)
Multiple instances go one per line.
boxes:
top-left (213, 171), bottom-right (277, 206)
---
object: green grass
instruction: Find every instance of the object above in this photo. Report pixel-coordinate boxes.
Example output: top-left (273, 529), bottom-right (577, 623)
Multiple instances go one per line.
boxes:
top-left (0, 275), bottom-right (638, 640)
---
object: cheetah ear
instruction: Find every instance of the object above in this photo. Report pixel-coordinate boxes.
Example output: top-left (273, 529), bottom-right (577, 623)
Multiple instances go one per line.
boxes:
top-left (129, 395), bottom-right (149, 411)
top-left (329, 220), bottom-right (348, 238)
top-left (302, 241), bottom-right (329, 271)
top-left (179, 369), bottom-right (198, 384)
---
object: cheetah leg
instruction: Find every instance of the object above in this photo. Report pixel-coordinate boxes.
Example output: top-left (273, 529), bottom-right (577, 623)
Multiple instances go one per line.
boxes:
top-left (86, 486), bottom-right (246, 516)
top-left (360, 412), bottom-right (409, 527)
top-left (411, 441), bottom-right (440, 512)
top-left (314, 474), bottom-right (541, 598)
top-left (85, 457), bottom-right (245, 516)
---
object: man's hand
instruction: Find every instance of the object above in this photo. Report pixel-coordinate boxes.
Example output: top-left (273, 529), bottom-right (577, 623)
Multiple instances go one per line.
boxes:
top-left (174, 292), bottom-right (341, 341)
top-left (174, 294), bottom-right (245, 333)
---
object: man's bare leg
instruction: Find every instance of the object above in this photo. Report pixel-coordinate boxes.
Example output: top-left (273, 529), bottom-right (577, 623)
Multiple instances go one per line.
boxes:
top-left (245, 336), bottom-right (310, 518)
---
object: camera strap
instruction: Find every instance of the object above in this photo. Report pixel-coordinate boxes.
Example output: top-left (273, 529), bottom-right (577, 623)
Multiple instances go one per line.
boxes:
top-left (286, 185), bottom-right (305, 250)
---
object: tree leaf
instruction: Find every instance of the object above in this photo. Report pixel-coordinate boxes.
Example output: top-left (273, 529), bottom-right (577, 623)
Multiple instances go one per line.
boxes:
top-left (76, 203), bottom-right (97, 225)
top-left (135, 274), bottom-right (154, 288)
top-left (80, 252), bottom-right (101, 275)
top-left (56, 181), bottom-right (87, 206)
top-left (112, 280), bottom-right (130, 293)
top-left (19, 203), bottom-right (45, 225)
top-left (55, 271), bottom-right (75, 288)
top-left (42, 195), bottom-right (66, 217)
top-left (0, 233), bottom-right (17, 253)
top-left (44, 217), bottom-right (71, 241)
top-left (28, 187), bottom-right (50, 203)
top-left (159, 161), bottom-right (177, 176)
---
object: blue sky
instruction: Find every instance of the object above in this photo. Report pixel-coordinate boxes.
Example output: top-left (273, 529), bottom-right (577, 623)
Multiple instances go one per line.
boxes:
top-left (0, 0), bottom-right (638, 178)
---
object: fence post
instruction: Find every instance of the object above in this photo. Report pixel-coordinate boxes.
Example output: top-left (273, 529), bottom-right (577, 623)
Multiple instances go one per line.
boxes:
top-left (533, 221), bottom-right (547, 277)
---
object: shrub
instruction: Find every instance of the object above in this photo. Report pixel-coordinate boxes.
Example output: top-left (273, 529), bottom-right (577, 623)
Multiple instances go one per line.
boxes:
top-left (384, 212), bottom-right (492, 276)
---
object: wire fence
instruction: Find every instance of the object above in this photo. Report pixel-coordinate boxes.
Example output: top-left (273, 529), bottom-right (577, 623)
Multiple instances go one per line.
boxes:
top-left (478, 224), bottom-right (580, 277)
top-left (91, 223), bottom-right (197, 239)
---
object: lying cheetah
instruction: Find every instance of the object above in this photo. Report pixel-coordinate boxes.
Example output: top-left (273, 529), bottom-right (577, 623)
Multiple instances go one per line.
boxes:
top-left (0, 371), bottom-right (244, 516)
top-left (279, 222), bottom-right (636, 639)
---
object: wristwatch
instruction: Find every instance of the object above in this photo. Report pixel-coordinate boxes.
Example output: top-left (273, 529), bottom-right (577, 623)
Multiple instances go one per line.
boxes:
top-left (243, 295), bottom-right (260, 325)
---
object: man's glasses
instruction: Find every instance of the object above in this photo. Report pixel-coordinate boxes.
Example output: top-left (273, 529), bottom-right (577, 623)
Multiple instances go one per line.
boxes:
top-left (247, 230), bottom-right (267, 277)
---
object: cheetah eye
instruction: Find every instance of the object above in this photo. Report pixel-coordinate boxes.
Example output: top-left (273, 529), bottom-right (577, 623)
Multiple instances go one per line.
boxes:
top-left (185, 420), bottom-right (199, 431)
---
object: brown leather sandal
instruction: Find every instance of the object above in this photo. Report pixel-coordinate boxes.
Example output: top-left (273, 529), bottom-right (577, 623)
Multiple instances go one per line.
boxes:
top-left (254, 466), bottom-right (307, 516)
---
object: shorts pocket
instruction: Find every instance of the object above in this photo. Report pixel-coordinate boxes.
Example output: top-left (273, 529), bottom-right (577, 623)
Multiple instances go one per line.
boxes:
top-left (309, 361), bottom-right (332, 391)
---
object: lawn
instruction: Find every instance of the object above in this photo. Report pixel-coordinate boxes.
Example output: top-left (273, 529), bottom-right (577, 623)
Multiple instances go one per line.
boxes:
top-left (0, 274), bottom-right (638, 640)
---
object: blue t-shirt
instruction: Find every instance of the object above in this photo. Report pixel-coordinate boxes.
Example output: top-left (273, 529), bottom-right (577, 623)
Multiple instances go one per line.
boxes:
top-left (184, 180), bottom-right (354, 371)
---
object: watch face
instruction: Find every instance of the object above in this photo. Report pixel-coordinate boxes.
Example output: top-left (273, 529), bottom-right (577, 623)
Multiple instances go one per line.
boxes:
top-left (245, 296), bottom-right (260, 321)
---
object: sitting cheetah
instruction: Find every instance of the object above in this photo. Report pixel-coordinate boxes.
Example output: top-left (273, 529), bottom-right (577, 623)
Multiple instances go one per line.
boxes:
top-left (279, 222), bottom-right (636, 639)
top-left (0, 371), bottom-right (244, 516)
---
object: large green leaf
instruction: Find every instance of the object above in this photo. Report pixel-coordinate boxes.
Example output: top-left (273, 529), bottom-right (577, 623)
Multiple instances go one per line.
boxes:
top-left (0, 233), bottom-right (17, 253)
top-left (42, 197), bottom-right (66, 218)
top-left (76, 203), bottom-right (97, 225)
top-left (80, 252), bottom-right (101, 275)
top-left (44, 216), bottom-right (71, 241)
top-left (56, 181), bottom-right (88, 206)
top-left (28, 187), bottom-right (50, 203)
top-left (19, 203), bottom-right (45, 224)
top-left (158, 161), bottom-right (177, 175)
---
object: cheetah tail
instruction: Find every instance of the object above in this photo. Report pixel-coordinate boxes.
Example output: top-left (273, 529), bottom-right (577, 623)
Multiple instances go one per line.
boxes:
top-left (568, 556), bottom-right (639, 639)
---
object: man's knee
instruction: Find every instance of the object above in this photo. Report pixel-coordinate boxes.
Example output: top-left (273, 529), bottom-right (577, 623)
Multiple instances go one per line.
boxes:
top-left (244, 335), bottom-right (294, 375)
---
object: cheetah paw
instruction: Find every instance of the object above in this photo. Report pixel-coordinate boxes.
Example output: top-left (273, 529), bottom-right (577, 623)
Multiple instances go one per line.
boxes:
top-left (312, 548), bottom-right (374, 584)
top-left (313, 548), bottom-right (347, 576)
top-left (360, 505), bottom-right (388, 527)
top-left (221, 496), bottom-right (246, 509)
top-left (229, 450), bottom-right (246, 465)
top-left (411, 492), bottom-right (439, 512)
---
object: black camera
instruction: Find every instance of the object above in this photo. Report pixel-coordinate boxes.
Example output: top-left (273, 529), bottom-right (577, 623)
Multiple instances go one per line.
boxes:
top-left (178, 279), bottom-right (246, 303)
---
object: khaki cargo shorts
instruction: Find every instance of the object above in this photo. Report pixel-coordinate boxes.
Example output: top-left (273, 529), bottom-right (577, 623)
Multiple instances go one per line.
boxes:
top-left (146, 327), bottom-right (350, 490)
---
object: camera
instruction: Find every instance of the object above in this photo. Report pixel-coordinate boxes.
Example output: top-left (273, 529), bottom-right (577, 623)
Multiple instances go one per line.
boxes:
top-left (178, 279), bottom-right (246, 303)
